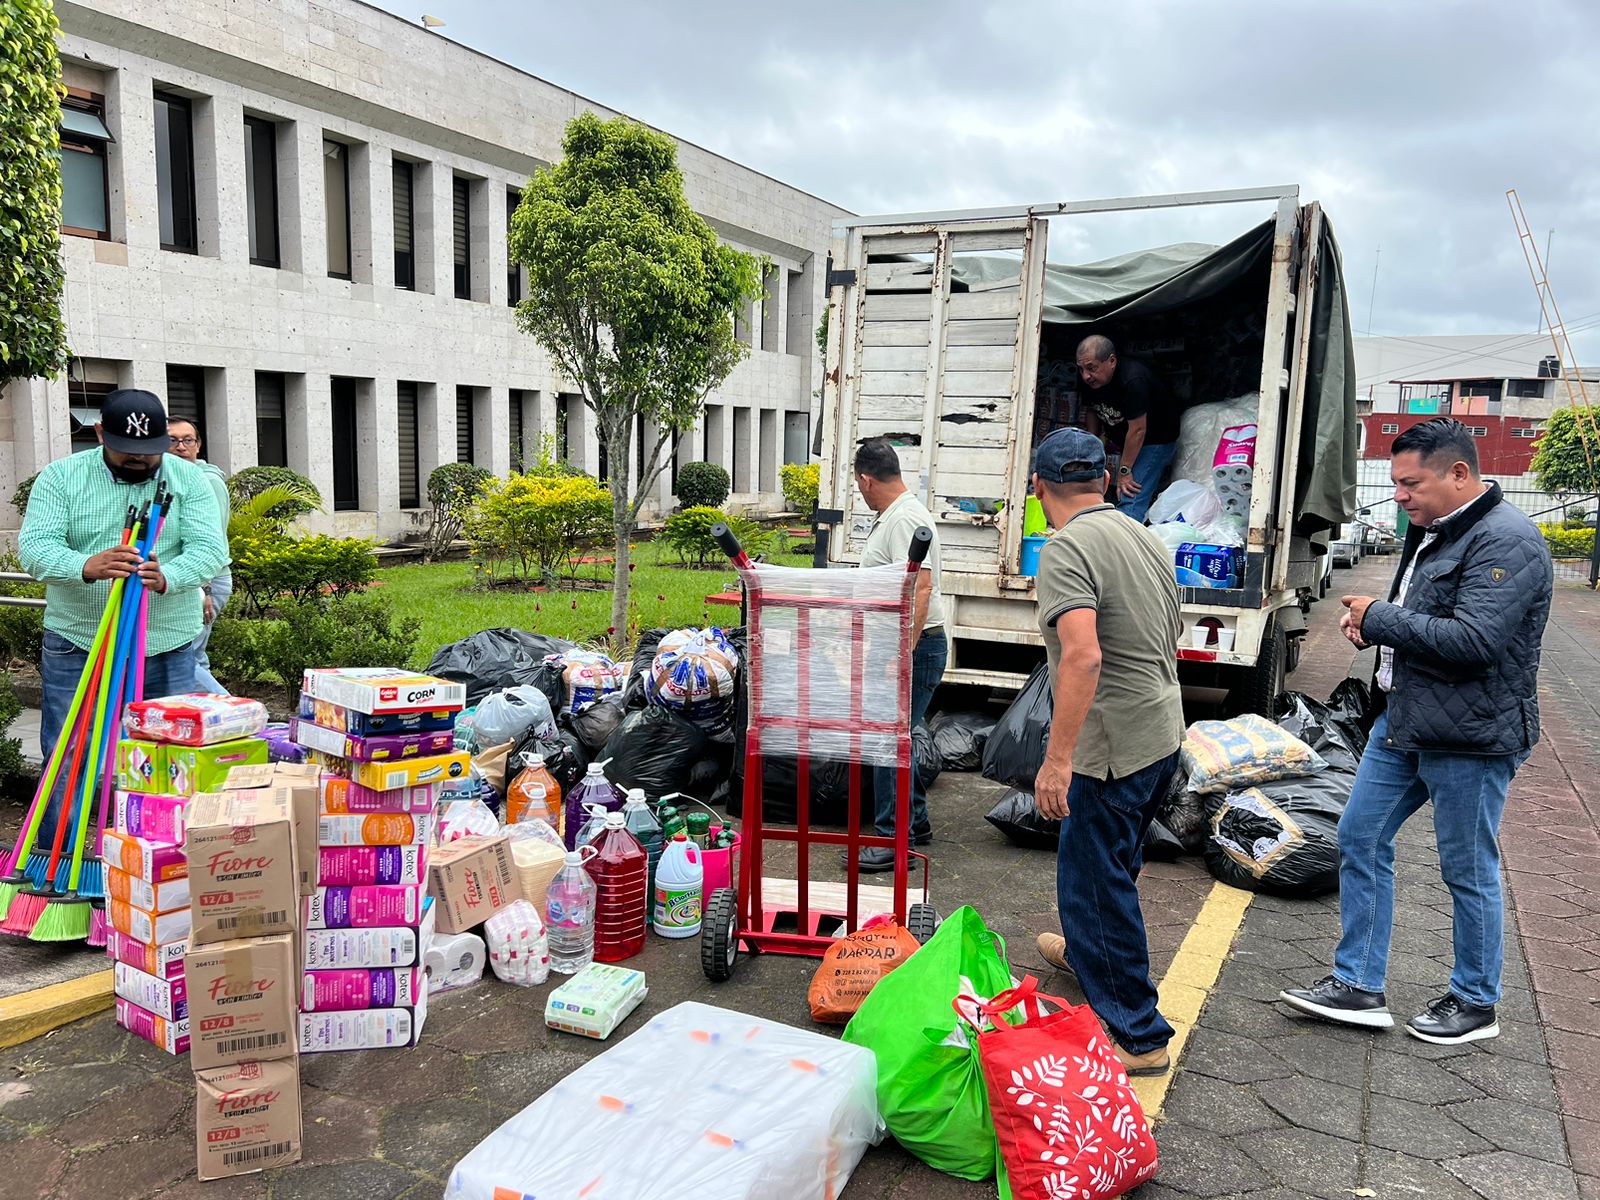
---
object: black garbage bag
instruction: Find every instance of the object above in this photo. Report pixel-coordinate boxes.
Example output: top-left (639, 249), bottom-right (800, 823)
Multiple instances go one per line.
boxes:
top-left (983, 788), bottom-right (1060, 850)
top-left (599, 707), bottom-right (713, 800)
top-left (928, 710), bottom-right (997, 773)
top-left (1144, 819), bottom-right (1187, 862)
top-left (564, 695), bottom-right (627, 755)
top-left (981, 663), bottom-right (1052, 792)
top-left (1201, 772), bottom-right (1351, 898)
top-left (913, 723), bottom-right (942, 793)
top-left (720, 755), bottom-right (858, 825)
top-left (1153, 766), bottom-right (1210, 854)
top-left (688, 741), bottom-right (735, 797)
top-left (428, 629), bottom-right (576, 706)
top-left (621, 628), bottom-right (671, 710)
top-left (514, 726), bottom-right (589, 796)
top-left (1273, 681), bottom-right (1372, 775)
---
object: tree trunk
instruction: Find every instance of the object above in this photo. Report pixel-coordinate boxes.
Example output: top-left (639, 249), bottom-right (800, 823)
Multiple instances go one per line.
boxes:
top-left (607, 419), bottom-right (634, 656)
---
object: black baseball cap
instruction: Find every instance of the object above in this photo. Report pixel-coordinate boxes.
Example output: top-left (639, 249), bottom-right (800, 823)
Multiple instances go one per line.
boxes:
top-left (99, 389), bottom-right (170, 455)
top-left (1032, 427), bottom-right (1108, 483)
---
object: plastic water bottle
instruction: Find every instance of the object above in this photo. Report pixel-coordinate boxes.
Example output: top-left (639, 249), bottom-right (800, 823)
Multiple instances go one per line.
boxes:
top-left (545, 849), bottom-right (597, 975)
top-left (653, 832), bottom-right (704, 939)
top-left (574, 802), bottom-right (612, 850)
top-left (622, 789), bottom-right (664, 927)
top-left (564, 760), bottom-right (624, 850)
top-left (590, 813), bottom-right (648, 962)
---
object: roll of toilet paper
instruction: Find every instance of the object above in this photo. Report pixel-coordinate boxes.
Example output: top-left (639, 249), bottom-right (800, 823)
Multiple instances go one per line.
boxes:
top-left (424, 931), bottom-right (486, 994)
top-left (1212, 463), bottom-right (1253, 486)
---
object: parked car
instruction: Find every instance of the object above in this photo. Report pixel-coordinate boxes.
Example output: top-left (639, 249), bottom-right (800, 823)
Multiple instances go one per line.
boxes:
top-left (1331, 526), bottom-right (1361, 568)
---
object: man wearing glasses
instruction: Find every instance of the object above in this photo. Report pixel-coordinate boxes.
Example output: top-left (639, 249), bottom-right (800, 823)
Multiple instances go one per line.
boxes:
top-left (165, 419), bottom-right (232, 694)
top-left (1075, 335), bottom-right (1179, 524)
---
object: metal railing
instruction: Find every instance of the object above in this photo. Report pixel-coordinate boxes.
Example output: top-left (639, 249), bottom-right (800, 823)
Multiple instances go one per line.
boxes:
top-left (0, 571), bottom-right (46, 609)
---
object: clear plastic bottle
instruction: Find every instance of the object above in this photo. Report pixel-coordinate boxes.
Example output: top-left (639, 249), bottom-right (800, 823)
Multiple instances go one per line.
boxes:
top-left (545, 848), bottom-right (598, 975)
top-left (574, 802), bottom-right (612, 850)
top-left (590, 812), bottom-right (649, 962)
top-left (563, 760), bottom-right (624, 851)
top-left (507, 752), bottom-right (561, 829)
top-left (621, 789), bottom-right (664, 927)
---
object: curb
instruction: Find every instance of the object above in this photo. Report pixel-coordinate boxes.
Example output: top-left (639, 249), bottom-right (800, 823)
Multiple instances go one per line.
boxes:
top-left (0, 970), bottom-right (114, 1051)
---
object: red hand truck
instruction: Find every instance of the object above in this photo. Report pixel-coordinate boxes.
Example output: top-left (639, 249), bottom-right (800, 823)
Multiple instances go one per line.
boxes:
top-left (700, 521), bottom-right (938, 981)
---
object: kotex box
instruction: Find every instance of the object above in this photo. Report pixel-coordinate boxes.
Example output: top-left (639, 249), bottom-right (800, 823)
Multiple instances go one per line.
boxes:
top-left (108, 898), bottom-right (191, 945)
top-left (224, 764), bottom-right (321, 897)
top-left (303, 896), bottom-right (434, 970)
top-left (290, 718), bottom-right (455, 763)
top-left (298, 984), bottom-right (429, 1053)
top-left (543, 964), bottom-right (648, 1041)
top-left (304, 884), bottom-right (425, 930)
top-left (115, 996), bottom-right (189, 1055)
top-left (320, 776), bottom-right (436, 815)
top-left (165, 738), bottom-right (269, 798)
top-left (300, 966), bottom-right (426, 1012)
top-left (100, 829), bottom-right (187, 881)
top-left (113, 790), bottom-right (188, 845)
top-left (184, 934), bottom-right (298, 1069)
top-left (106, 929), bottom-right (187, 980)
top-left (193, 1057), bottom-right (303, 1181)
top-left (116, 739), bottom-right (164, 793)
top-left (427, 836), bottom-right (519, 935)
top-left (106, 866), bottom-right (190, 914)
top-left (306, 696), bottom-right (457, 736)
top-left (113, 960), bottom-right (188, 1021)
top-left (185, 789), bottom-right (298, 945)
top-left (300, 667), bottom-right (465, 715)
top-left (124, 693), bottom-right (268, 746)
top-left (314, 812), bottom-right (432, 847)
top-left (317, 845), bottom-right (426, 887)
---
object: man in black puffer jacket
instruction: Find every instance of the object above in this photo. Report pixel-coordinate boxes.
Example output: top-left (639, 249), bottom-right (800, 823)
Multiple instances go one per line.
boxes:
top-left (1281, 418), bottom-right (1552, 1046)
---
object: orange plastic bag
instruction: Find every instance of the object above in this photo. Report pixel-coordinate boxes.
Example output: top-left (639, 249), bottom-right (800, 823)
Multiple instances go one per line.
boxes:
top-left (808, 915), bottom-right (923, 1024)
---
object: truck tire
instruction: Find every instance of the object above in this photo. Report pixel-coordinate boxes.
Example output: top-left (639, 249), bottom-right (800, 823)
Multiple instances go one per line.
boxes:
top-left (1230, 615), bottom-right (1286, 717)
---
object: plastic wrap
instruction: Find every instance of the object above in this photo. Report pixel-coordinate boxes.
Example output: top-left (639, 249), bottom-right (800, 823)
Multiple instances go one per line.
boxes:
top-left (470, 686), bottom-right (556, 748)
top-left (743, 562), bottom-right (914, 768)
top-left (1172, 394), bottom-right (1260, 486)
top-left (927, 710), bottom-right (996, 773)
top-left (447, 1001), bottom-right (883, 1200)
top-left (482, 900), bottom-right (550, 987)
top-left (1182, 713), bottom-right (1328, 795)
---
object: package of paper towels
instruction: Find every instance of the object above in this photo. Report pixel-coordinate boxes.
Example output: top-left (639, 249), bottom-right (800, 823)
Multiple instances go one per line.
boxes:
top-left (445, 1000), bottom-right (883, 1200)
top-left (425, 931), bottom-right (486, 993)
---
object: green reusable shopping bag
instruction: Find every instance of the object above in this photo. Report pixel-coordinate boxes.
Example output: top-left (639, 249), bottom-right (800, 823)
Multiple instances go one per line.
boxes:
top-left (842, 905), bottom-right (1016, 1180)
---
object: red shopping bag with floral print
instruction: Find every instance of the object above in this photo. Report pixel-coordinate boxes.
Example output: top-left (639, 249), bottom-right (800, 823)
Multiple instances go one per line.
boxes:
top-left (956, 977), bottom-right (1159, 1199)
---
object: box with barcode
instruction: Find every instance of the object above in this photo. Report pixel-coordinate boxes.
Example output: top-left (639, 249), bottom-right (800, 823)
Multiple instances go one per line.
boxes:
top-left (194, 1057), bottom-right (302, 1181)
top-left (185, 790), bottom-right (298, 945)
top-left (184, 934), bottom-right (297, 1069)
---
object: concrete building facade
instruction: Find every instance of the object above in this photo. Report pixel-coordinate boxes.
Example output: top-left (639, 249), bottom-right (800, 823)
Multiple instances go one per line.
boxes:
top-left (3, 0), bottom-right (844, 540)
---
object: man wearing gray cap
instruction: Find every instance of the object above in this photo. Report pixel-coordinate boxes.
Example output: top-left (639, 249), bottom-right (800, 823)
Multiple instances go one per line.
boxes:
top-left (1028, 427), bottom-right (1185, 1076)
top-left (18, 389), bottom-right (229, 845)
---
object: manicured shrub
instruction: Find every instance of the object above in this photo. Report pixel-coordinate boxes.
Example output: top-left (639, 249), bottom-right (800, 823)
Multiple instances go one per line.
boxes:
top-left (780, 461), bottom-right (820, 521)
top-left (675, 460), bottom-right (730, 509)
top-left (465, 472), bottom-right (611, 582)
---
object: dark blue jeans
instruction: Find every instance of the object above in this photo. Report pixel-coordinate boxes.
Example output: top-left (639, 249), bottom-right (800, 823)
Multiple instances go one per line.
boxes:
top-left (37, 629), bottom-right (196, 850)
top-left (873, 629), bottom-right (948, 838)
top-left (1056, 750), bottom-right (1180, 1055)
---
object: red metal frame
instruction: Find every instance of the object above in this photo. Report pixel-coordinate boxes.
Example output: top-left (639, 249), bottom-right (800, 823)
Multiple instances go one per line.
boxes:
top-left (726, 548), bottom-right (928, 958)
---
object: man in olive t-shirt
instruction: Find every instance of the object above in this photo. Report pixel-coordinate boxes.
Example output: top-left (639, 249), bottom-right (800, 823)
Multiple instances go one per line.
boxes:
top-left (1029, 427), bottom-right (1185, 1077)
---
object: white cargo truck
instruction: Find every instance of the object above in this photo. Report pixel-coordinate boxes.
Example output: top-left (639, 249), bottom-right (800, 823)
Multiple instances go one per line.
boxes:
top-left (814, 185), bottom-right (1359, 713)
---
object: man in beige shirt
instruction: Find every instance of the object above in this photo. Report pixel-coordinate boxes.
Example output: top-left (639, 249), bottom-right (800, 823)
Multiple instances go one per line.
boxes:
top-left (1029, 427), bottom-right (1185, 1076)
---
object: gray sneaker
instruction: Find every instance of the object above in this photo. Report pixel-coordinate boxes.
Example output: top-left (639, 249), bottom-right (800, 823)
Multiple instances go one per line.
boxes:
top-left (1279, 974), bottom-right (1395, 1029)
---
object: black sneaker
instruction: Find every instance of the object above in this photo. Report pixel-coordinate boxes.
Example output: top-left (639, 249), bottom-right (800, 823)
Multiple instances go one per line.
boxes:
top-left (1406, 993), bottom-right (1499, 1045)
top-left (854, 847), bottom-right (896, 873)
top-left (1279, 975), bottom-right (1395, 1029)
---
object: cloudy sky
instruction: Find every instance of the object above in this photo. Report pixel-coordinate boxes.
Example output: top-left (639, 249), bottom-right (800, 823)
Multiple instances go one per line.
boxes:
top-left (376, 0), bottom-right (1599, 362)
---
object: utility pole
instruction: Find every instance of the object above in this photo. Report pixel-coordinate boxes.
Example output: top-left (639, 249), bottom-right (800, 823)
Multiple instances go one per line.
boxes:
top-left (1365, 246), bottom-right (1381, 336)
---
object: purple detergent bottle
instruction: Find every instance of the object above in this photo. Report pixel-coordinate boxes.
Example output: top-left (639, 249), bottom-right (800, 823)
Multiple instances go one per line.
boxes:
top-left (563, 759), bottom-right (624, 850)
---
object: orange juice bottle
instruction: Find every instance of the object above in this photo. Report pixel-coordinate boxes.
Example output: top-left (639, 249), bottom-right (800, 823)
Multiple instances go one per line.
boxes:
top-left (507, 752), bottom-right (563, 830)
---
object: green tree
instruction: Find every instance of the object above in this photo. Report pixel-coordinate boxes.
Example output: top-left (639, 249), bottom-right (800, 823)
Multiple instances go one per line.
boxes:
top-left (1530, 407), bottom-right (1600, 496)
top-left (509, 112), bottom-right (764, 651)
top-left (1, 0), bottom-right (69, 385)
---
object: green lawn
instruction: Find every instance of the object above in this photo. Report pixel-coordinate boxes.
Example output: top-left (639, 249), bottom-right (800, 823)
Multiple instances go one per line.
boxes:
top-left (379, 539), bottom-right (810, 667)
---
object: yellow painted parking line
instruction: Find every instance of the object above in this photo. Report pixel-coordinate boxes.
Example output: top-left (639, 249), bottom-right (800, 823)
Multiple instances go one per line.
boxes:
top-left (0, 971), bottom-right (114, 1051)
top-left (1134, 882), bottom-right (1253, 1117)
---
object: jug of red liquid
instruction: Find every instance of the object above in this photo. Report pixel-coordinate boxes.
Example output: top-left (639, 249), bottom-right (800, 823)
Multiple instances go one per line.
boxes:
top-left (588, 812), bottom-right (648, 963)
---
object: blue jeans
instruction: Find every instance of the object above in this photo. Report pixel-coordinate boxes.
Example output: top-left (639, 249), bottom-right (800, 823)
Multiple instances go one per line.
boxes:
top-left (37, 629), bottom-right (197, 851)
top-left (1116, 441), bottom-right (1178, 523)
top-left (191, 571), bottom-right (232, 695)
top-left (1333, 711), bottom-right (1527, 1007)
top-left (873, 629), bottom-right (948, 838)
top-left (1057, 751), bottom-right (1180, 1054)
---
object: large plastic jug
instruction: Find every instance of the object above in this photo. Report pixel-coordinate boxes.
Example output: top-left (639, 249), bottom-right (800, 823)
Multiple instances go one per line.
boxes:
top-left (508, 752), bottom-right (562, 830)
top-left (653, 833), bottom-right (703, 939)
top-left (545, 848), bottom-right (597, 975)
top-left (564, 760), bottom-right (624, 850)
top-left (589, 813), bottom-right (648, 962)
top-left (574, 802), bottom-right (612, 850)
top-left (621, 789), bottom-right (664, 927)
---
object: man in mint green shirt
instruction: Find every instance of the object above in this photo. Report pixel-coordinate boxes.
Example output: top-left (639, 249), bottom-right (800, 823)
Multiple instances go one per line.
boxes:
top-left (19, 389), bottom-right (229, 846)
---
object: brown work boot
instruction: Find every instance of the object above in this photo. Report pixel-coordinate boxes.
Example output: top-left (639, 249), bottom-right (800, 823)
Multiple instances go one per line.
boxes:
top-left (1113, 1042), bottom-right (1170, 1077)
top-left (1035, 933), bottom-right (1077, 981)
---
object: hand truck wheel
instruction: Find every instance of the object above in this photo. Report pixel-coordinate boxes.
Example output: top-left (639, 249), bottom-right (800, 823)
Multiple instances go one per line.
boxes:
top-left (907, 901), bottom-right (940, 946)
top-left (701, 887), bottom-right (740, 981)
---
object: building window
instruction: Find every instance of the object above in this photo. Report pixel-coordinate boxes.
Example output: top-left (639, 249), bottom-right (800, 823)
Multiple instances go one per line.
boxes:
top-left (597, 427), bottom-right (609, 482)
top-left (456, 385), bottom-right (476, 463)
top-left (732, 407), bottom-right (752, 493)
top-left (392, 159), bottom-right (414, 290)
top-left (1512, 425), bottom-right (1542, 439)
top-left (244, 117), bottom-right (279, 267)
top-left (59, 91), bottom-right (112, 239)
top-left (452, 175), bottom-right (472, 299)
top-left (1380, 422), bottom-right (1399, 435)
top-left (166, 365), bottom-right (206, 446)
top-left (760, 265), bottom-right (780, 353)
top-left (506, 188), bottom-right (522, 305)
top-left (255, 372), bottom-right (287, 466)
top-left (1468, 426), bottom-right (1488, 437)
top-left (509, 390), bottom-right (525, 472)
top-left (154, 91), bottom-right (197, 253)
top-left (331, 377), bottom-right (359, 510)
top-left (325, 140), bottom-right (351, 279)
top-left (556, 394), bottom-right (571, 463)
top-left (67, 360), bottom-right (117, 452)
top-left (785, 270), bottom-right (808, 356)
top-left (397, 381), bottom-right (421, 507)
top-left (1507, 379), bottom-right (1546, 399)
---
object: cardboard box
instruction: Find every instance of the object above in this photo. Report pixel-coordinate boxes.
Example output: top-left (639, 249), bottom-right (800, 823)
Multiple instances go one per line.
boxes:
top-left (113, 960), bottom-right (188, 1020)
top-left (316, 845), bottom-right (426, 887)
top-left (106, 929), bottom-right (187, 980)
top-left (184, 934), bottom-right (298, 1069)
top-left (107, 866), bottom-right (190, 914)
top-left (109, 898), bottom-right (191, 945)
top-left (290, 718), bottom-right (455, 763)
top-left (113, 790), bottom-right (188, 844)
top-left (319, 777), bottom-right (435, 815)
top-left (165, 738), bottom-right (269, 798)
top-left (303, 897), bottom-right (435, 970)
top-left (314, 812), bottom-right (432, 847)
top-left (186, 789), bottom-right (298, 945)
top-left (115, 996), bottom-right (189, 1055)
top-left (300, 965), bottom-right (425, 1012)
top-left (298, 985), bottom-right (429, 1052)
top-left (194, 1058), bottom-right (303, 1181)
top-left (100, 829), bottom-right (187, 881)
top-left (116, 738), bottom-right (164, 793)
top-left (303, 884), bottom-right (424, 930)
top-left (344, 752), bottom-right (470, 792)
top-left (427, 836), bottom-right (519, 935)
top-left (305, 696), bottom-right (457, 736)
top-left (225, 764), bottom-right (321, 897)
top-left (300, 667), bottom-right (465, 715)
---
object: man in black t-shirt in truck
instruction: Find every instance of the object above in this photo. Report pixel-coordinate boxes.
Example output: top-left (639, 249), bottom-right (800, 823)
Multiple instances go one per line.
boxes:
top-left (1075, 334), bottom-right (1179, 523)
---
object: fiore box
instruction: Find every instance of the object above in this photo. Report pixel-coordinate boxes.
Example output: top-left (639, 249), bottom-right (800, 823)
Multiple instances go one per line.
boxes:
top-left (185, 789), bottom-right (298, 945)
top-left (317, 845), bottom-right (426, 887)
top-left (299, 985), bottom-right (429, 1053)
top-left (115, 996), bottom-right (189, 1055)
top-left (305, 696), bottom-right (457, 736)
top-left (320, 777), bottom-right (436, 815)
top-left (315, 813), bottom-right (432, 847)
top-left (427, 835), bottom-right (519, 935)
top-left (107, 866), bottom-right (190, 914)
top-left (114, 790), bottom-right (188, 844)
top-left (184, 933), bottom-right (297, 1069)
top-left (303, 897), bottom-right (435, 970)
top-left (300, 668), bottom-right (465, 715)
top-left (194, 1057), bottom-right (303, 1181)
top-left (100, 829), bottom-right (187, 881)
top-left (106, 930), bottom-right (187, 980)
top-left (166, 738), bottom-right (269, 798)
top-left (304, 884), bottom-right (425, 930)
top-left (113, 960), bottom-right (188, 1021)
top-left (124, 693), bottom-right (269, 746)
top-left (290, 718), bottom-right (456, 763)
top-left (115, 739), bottom-right (163, 793)
top-left (300, 966), bottom-right (425, 1012)
top-left (225, 764), bottom-right (321, 896)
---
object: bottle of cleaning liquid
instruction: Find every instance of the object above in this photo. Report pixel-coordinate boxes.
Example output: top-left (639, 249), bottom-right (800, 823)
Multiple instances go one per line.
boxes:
top-left (589, 812), bottom-right (648, 962)
top-left (545, 848), bottom-right (597, 975)
top-left (508, 752), bottom-right (562, 830)
top-left (563, 760), bottom-right (624, 851)
top-left (621, 789), bottom-right (664, 927)
top-left (653, 832), bottom-right (704, 939)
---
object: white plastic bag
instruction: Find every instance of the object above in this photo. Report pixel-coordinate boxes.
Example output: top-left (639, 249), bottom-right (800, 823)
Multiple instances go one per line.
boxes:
top-left (436, 797), bottom-right (500, 844)
top-left (446, 1001), bottom-right (883, 1200)
top-left (1173, 395), bottom-right (1260, 485)
top-left (471, 686), bottom-right (556, 747)
top-left (1147, 479), bottom-right (1223, 528)
top-left (483, 900), bottom-right (550, 987)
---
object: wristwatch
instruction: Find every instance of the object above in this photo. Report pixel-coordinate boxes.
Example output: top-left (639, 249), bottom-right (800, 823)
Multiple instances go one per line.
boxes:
top-left (1118, 466), bottom-right (1131, 476)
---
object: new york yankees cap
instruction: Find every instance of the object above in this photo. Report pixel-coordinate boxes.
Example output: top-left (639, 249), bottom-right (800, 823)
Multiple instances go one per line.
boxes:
top-left (99, 389), bottom-right (171, 455)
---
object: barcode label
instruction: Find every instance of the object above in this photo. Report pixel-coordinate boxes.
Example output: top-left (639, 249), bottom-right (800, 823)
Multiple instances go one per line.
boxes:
top-left (216, 911), bottom-right (288, 931)
top-left (217, 1032), bottom-right (287, 1056)
top-left (223, 1140), bottom-right (295, 1167)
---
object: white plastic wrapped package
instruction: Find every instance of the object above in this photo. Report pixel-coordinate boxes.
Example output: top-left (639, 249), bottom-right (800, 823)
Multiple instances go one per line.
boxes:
top-left (645, 627), bottom-right (740, 733)
top-left (559, 650), bottom-right (624, 714)
top-left (1172, 394), bottom-right (1260, 486)
top-left (446, 1000), bottom-right (882, 1200)
top-left (483, 900), bottom-right (550, 987)
top-left (470, 686), bottom-right (556, 747)
top-left (742, 562), bottom-right (912, 767)
top-left (436, 797), bottom-right (500, 844)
